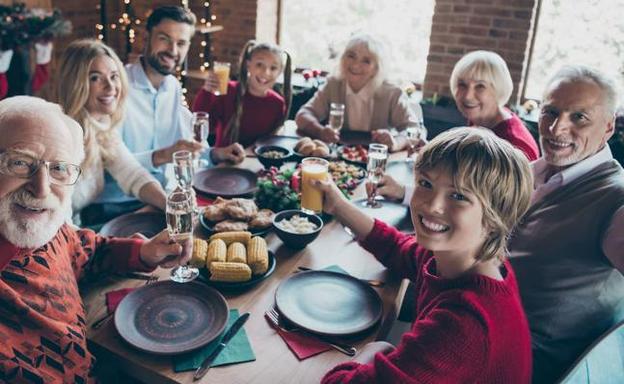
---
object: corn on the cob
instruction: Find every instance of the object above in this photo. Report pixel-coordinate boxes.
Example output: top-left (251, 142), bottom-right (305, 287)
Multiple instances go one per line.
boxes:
top-left (209, 262), bottom-right (252, 282)
top-left (190, 238), bottom-right (208, 267)
top-left (209, 231), bottom-right (252, 245)
top-left (206, 239), bottom-right (227, 268)
top-left (247, 236), bottom-right (269, 275)
top-left (226, 242), bottom-right (247, 264)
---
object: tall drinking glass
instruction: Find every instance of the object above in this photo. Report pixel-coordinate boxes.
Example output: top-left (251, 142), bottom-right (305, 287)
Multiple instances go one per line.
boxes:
top-left (167, 190), bottom-right (198, 283)
top-left (173, 150), bottom-right (199, 216)
top-left (405, 127), bottom-right (422, 163)
top-left (213, 61), bottom-right (231, 96)
top-left (301, 157), bottom-right (329, 214)
top-left (190, 112), bottom-right (209, 168)
top-left (328, 102), bottom-right (345, 150)
top-left (364, 143), bottom-right (388, 208)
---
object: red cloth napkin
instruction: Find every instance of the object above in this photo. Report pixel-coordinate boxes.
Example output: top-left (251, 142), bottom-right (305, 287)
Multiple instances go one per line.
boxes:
top-left (264, 313), bottom-right (331, 360)
top-left (106, 288), bottom-right (135, 314)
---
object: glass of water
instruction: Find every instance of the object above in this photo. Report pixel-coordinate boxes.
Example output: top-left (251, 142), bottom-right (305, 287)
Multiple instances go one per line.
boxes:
top-left (364, 143), bottom-right (388, 208)
top-left (328, 102), bottom-right (345, 150)
top-left (167, 190), bottom-right (198, 283)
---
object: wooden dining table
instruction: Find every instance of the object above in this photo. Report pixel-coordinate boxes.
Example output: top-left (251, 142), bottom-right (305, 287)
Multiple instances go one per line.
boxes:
top-left (81, 144), bottom-right (410, 384)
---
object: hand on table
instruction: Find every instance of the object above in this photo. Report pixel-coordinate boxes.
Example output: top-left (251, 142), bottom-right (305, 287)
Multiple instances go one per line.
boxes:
top-left (319, 126), bottom-right (340, 144)
top-left (367, 174), bottom-right (406, 202)
top-left (353, 341), bottom-right (396, 365)
top-left (139, 229), bottom-right (192, 269)
top-left (153, 139), bottom-right (205, 167)
top-left (212, 142), bottom-right (245, 165)
top-left (371, 129), bottom-right (397, 151)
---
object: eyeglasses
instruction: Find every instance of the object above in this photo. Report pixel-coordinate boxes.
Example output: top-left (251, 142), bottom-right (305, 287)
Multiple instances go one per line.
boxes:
top-left (0, 150), bottom-right (82, 186)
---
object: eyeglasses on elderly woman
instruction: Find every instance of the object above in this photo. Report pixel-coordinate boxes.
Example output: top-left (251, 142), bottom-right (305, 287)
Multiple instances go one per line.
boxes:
top-left (0, 150), bottom-right (82, 186)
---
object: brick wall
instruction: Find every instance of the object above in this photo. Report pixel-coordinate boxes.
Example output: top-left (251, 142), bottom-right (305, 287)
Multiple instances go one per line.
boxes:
top-left (423, 0), bottom-right (538, 104)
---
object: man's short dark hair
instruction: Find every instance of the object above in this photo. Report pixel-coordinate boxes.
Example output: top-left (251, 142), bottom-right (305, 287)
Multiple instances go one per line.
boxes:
top-left (146, 6), bottom-right (196, 32)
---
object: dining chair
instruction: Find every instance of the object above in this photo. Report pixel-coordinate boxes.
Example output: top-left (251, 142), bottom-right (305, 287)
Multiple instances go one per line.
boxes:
top-left (377, 278), bottom-right (415, 346)
top-left (557, 320), bottom-right (624, 384)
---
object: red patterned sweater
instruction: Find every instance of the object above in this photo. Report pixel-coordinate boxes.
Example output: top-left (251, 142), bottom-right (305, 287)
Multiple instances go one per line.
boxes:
top-left (322, 220), bottom-right (532, 384)
top-left (0, 224), bottom-right (151, 383)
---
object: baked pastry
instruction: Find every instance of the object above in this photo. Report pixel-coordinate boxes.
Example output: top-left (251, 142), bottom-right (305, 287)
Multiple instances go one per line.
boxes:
top-left (295, 137), bottom-right (313, 151)
top-left (214, 220), bottom-right (249, 232)
top-left (224, 198), bottom-right (258, 220)
top-left (298, 142), bottom-right (315, 156)
top-left (249, 209), bottom-right (275, 229)
top-left (312, 146), bottom-right (330, 157)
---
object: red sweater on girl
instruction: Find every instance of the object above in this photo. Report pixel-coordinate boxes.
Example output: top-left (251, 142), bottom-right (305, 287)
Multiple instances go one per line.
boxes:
top-left (322, 220), bottom-right (532, 384)
top-left (192, 81), bottom-right (285, 147)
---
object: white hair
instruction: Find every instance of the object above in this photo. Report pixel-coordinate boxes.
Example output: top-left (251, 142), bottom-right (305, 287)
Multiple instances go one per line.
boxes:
top-left (544, 65), bottom-right (619, 117)
top-left (337, 33), bottom-right (387, 91)
top-left (449, 50), bottom-right (514, 107)
top-left (0, 96), bottom-right (85, 163)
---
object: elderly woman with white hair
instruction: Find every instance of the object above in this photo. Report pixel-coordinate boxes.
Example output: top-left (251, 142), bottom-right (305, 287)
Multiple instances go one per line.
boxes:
top-left (450, 50), bottom-right (539, 160)
top-left (295, 33), bottom-right (424, 152)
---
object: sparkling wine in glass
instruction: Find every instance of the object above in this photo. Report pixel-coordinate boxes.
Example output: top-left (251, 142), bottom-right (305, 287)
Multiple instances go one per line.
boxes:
top-left (190, 112), bottom-right (209, 168)
top-left (405, 127), bottom-right (422, 163)
top-left (364, 143), bottom-right (388, 208)
top-left (167, 190), bottom-right (199, 283)
top-left (173, 150), bottom-right (194, 190)
top-left (328, 102), bottom-right (345, 150)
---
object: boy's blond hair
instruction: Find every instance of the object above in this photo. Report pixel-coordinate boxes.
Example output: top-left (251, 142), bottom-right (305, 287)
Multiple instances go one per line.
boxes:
top-left (415, 127), bottom-right (533, 262)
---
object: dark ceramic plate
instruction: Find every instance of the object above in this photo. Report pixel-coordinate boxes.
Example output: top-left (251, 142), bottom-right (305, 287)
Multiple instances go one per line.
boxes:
top-left (198, 214), bottom-right (271, 237)
top-left (255, 135), bottom-right (301, 151)
top-left (199, 251), bottom-right (277, 290)
top-left (193, 168), bottom-right (258, 198)
top-left (114, 281), bottom-right (229, 355)
top-left (385, 161), bottom-right (415, 186)
top-left (275, 270), bottom-right (383, 336)
top-left (351, 198), bottom-right (414, 233)
top-left (99, 212), bottom-right (166, 238)
top-left (339, 130), bottom-right (372, 146)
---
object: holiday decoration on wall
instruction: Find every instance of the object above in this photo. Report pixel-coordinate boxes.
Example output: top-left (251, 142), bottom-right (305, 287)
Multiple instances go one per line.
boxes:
top-left (0, 3), bottom-right (72, 99)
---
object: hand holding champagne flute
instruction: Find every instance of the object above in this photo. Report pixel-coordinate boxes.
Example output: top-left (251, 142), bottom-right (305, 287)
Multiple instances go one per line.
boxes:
top-left (328, 103), bottom-right (345, 149)
top-left (364, 143), bottom-right (388, 208)
top-left (167, 190), bottom-right (198, 283)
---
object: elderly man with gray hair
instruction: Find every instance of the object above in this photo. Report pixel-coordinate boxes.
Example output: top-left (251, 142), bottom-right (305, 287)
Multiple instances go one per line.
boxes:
top-left (0, 96), bottom-right (190, 383)
top-left (508, 66), bottom-right (624, 383)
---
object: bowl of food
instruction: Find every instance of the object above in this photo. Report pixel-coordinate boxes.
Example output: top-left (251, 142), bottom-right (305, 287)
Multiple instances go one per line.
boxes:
top-left (255, 145), bottom-right (293, 169)
top-left (293, 137), bottom-right (332, 161)
top-left (272, 209), bottom-right (323, 249)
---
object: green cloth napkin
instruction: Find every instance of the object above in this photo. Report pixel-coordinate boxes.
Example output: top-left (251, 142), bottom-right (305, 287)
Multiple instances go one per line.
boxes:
top-left (173, 309), bottom-right (256, 372)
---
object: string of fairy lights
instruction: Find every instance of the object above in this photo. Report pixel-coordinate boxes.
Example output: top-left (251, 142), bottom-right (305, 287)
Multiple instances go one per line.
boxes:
top-left (95, 0), bottom-right (218, 104)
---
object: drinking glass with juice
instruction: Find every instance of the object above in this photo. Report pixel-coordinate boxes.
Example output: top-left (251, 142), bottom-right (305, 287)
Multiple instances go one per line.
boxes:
top-left (301, 157), bottom-right (329, 214)
top-left (213, 61), bottom-right (231, 96)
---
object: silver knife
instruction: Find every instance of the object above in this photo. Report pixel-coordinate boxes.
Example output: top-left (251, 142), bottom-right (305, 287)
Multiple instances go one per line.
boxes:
top-left (193, 312), bottom-right (251, 381)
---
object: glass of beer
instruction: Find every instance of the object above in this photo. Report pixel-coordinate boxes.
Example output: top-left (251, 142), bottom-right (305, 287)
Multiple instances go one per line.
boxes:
top-left (301, 157), bottom-right (329, 214)
top-left (213, 61), bottom-right (231, 96)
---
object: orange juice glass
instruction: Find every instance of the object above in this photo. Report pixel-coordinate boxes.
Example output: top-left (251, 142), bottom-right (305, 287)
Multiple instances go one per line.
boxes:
top-left (301, 157), bottom-right (329, 214)
top-left (213, 61), bottom-right (231, 95)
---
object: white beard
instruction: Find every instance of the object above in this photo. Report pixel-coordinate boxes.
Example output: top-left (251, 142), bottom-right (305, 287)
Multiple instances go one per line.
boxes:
top-left (0, 188), bottom-right (72, 249)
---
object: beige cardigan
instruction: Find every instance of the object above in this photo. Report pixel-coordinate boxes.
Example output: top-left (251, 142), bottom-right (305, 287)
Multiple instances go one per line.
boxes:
top-left (296, 76), bottom-right (423, 133)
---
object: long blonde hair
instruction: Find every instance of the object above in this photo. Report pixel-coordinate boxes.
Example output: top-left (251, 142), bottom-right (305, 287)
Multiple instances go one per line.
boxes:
top-left (56, 39), bottom-right (129, 170)
top-left (224, 40), bottom-right (292, 145)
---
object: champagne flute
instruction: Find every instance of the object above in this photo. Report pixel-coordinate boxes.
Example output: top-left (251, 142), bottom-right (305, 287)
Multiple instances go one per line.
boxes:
top-left (405, 127), bottom-right (422, 163)
top-left (190, 111), bottom-right (209, 168)
top-left (328, 102), bottom-right (345, 151)
top-left (173, 150), bottom-right (199, 217)
top-left (167, 190), bottom-right (199, 283)
top-left (364, 143), bottom-right (388, 208)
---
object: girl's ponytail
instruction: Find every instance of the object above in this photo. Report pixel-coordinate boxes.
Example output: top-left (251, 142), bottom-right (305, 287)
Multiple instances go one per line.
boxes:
top-left (225, 39), bottom-right (256, 144)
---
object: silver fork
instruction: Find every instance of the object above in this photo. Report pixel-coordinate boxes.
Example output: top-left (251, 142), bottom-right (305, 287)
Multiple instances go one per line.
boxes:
top-left (92, 275), bottom-right (158, 330)
top-left (265, 307), bottom-right (357, 356)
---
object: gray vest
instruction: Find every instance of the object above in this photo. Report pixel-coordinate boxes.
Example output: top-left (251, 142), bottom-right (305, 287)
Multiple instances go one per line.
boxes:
top-left (508, 160), bottom-right (624, 373)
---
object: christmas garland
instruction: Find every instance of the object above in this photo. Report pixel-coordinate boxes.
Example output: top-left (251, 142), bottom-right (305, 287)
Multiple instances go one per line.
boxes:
top-left (0, 3), bottom-right (72, 51)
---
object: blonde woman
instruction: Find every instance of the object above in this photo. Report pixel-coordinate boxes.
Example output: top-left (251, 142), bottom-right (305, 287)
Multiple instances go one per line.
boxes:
top-left (295, 33), bottom-right (425, 152)
top-left (57, 39), bottom-right (166, 226)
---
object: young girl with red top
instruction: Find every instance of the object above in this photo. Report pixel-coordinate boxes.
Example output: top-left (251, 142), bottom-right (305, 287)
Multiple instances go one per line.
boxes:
top-left (192, 40), bottom-right (292, 147)
top-left (313, 127), bottom-right (534, 383)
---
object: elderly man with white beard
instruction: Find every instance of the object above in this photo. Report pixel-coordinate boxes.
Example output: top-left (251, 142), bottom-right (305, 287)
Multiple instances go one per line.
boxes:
top-left (507, 66), bottom-right (624, 383)
top-left (0, 96), bottom-right (190, 383)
